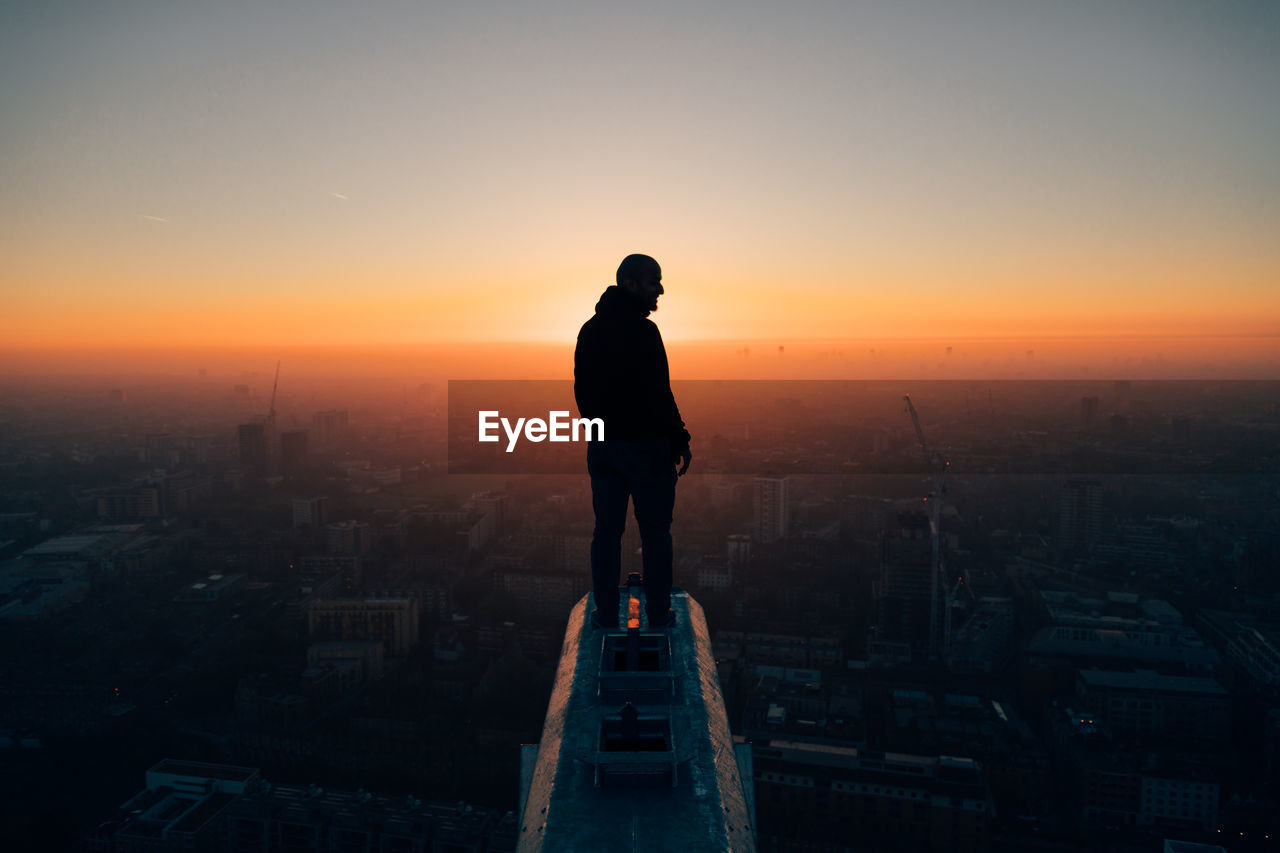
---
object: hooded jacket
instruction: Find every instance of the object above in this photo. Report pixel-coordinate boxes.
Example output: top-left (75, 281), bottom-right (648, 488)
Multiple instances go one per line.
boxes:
top-left (574, 285), bottom-right (691, 459)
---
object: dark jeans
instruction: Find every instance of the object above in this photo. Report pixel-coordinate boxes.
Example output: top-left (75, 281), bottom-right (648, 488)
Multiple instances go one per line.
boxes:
top-left (588, 439), bottom-right (677, 624)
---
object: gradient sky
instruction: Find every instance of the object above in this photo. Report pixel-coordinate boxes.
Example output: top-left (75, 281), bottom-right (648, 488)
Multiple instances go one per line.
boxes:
top-left (2, 0), bottom-right (1278, 351)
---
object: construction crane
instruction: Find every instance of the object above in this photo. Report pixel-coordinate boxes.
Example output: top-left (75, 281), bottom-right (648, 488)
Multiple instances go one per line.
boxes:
top-left (903, 394), bottom-right (950, 660)
top-left (267, 360), bottom-right (281, 433)
top-left (264, 361), bottom-right (281, 476)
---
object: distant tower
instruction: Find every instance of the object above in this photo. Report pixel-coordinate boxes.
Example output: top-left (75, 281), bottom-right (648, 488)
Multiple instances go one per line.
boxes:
top-left (727, 534), bottom-right (752, 566)
top-left (312, 409), bottom-right (350, 449)
top-left (237, 423), bottom-right (268, 477)
top-left (1059, 480), bottom-right (1102, 555)
top-left (292, 496), bottom-right (328, 529)
top-left (471, 491), bottom-right (508, 534)
top-left (1080, 396), bottom-right (1099, 428)
top-left (326, 520), bottom-right (370, 556)
top-left (279, 430), bottom-right (309, 476)
top-left (753, 475), bottom-right (789, 543)
top-left (877, 511), bottom-right (937, 659)
top-left (265, 361), bottom-right (280, 455)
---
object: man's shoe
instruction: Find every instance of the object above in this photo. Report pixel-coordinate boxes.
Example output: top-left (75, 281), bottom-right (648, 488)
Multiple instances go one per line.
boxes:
top-left (648, 609), bottom-right (676, 629)
top-left (590, 609), bottom-right (619, 630)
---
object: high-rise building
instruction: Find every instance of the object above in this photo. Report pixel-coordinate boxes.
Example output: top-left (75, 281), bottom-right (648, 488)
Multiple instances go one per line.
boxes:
top-left (841, 494), bottom-right (893, 539)
top-left (948, 597), bottom-right (1015, 675)
top-left (143, 433), bottom-right (177, 467)
top-left (695, 556), bottom-right (733, 594)
top-left (311, 409), bottom-right (349, 448)
top-left (164, 474), bottom-right (212, 514)
top-left (471, 491), bottom-right (508, 533)
top-left (292, 496), bottom-right (328, 529)
top-left (727, 533), bottom-right (752, 566)
top-left (1080, 395), bottom-right (1100, 428)
top-left (554, 533), bottom-right (591, 574)
top-left (753, 475), bottom-right (789, 543)
top-left (877, 511), bottom-right (937, 659)
top-left (307, 597), bottom-right (420, 655)
top-left (492, 569), bottom-right (586, 621)
top-left (237, 423), bottom-right (268, 477)
top-left (326, 519), bottom-right (370, 555)
top-left (297, 554), bottom-right (361, 595)
top-left (1225, 627), bottom-right (1280, 698)
top-left (1059, 479), bottom-right (1103, 555)
top-left (279, 429), bottom-right (309, 476)
top-left (96, 487), bottom-right (162, 520)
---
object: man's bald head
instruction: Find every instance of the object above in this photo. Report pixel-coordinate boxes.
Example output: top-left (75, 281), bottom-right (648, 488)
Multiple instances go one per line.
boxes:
top-left (616, 254), bottom-right (661, 286)
top-left (616, 254), bottom-right (664, 313)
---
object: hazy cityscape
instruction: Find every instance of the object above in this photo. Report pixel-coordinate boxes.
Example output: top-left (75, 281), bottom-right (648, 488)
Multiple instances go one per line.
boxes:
top-left (0, 366), bottom-right (1276, 852)
top-left (5, 0), bottom-right (1278, 849)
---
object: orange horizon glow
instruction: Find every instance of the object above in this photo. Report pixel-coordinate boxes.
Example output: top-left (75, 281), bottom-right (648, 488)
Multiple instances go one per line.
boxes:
top-left (3, 333), bottom-right (1278, 382)
top-left (5, 225), bottom-right (1276, 350)
top-left (4, 264), bottom-right (1277, 350)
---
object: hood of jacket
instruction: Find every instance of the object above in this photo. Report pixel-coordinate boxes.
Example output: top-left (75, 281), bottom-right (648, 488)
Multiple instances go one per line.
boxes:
top-left (594, 284), bottom-right (651, 319)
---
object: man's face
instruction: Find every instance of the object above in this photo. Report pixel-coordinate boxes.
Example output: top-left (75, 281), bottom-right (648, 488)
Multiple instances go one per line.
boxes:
top-left (624, 269), bottom-right (664, 312)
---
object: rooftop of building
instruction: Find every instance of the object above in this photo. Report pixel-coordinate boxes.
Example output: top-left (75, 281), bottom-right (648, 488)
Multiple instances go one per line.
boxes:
top-left (23, 525), bottom-right (142, 558)
top-left (517, 587), bottom-right (755, 852)
top-left (309, 596), bottom-right (414, 606)
top-left (951, 599), bottom-right (1014, 643)
top-left (1163, 840), bottom-right (1228, 853)
top-left (1048, 707), bottom-right (1224, 778)
top-left (149, 759), bottom-right (259, 783)
top-left (1077, 669), bottom-right (1228, 696)
top-left (748, 737), bottom-right (990, 803)
top-left (224, 781), bottom-right (518, 838)
top-left (1027, 625), bottom-right (1220, 669)
top-left (97, 763), bottom-right (516, 848)
top-left (1040, 587), bottom-right (1183, 618)
top-left (168, 792), bottom-right (238, 834)
top-left (181, 572), bottom-right (244, 592)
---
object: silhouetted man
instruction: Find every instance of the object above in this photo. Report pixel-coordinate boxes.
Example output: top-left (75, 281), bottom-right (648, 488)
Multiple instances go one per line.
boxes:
top-left (575, 254), bottom-right (691, 629)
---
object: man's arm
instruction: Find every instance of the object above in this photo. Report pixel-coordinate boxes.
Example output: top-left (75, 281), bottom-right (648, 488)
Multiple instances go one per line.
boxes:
top-left (574, 326), bottom-right (605, 421)
top-left (573, 334), bottom-right (589, 417)
top-left (651, 324), bottom-right (692, 475)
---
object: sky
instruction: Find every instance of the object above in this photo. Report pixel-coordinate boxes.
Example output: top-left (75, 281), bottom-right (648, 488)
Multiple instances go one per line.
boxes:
top-left (2, 0), bottom-right (1278, 367)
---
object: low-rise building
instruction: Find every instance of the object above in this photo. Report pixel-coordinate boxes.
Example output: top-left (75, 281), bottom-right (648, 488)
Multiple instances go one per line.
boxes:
top-left (307, 597), bottom-right (420, 656)
top-left (1075, 669), bottom-right (1230, 744)
top-left (750, 737), bottom-right (993, 853)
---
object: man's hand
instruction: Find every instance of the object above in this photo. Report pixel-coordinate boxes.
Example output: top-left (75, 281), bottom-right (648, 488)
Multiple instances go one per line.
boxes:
top-left (676, 449), bottom-right (692, 477)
